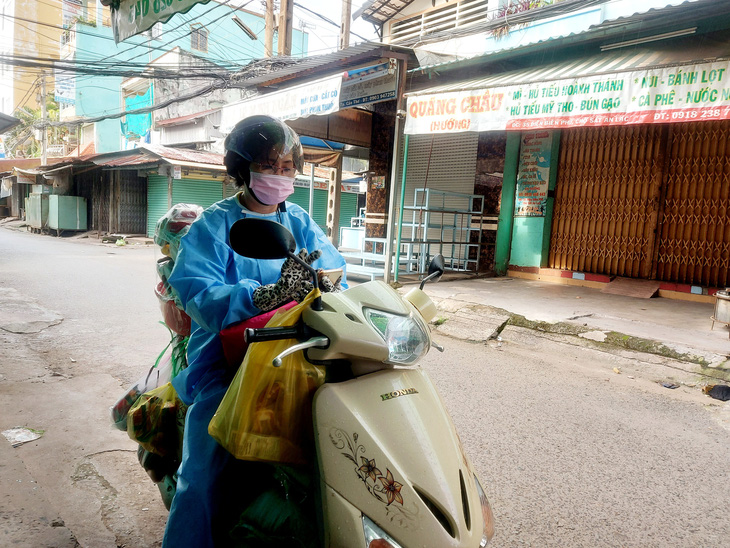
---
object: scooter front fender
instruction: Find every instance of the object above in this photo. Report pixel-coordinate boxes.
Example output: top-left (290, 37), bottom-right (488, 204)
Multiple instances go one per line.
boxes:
top-left (313, 368), bottom-right (485, 548)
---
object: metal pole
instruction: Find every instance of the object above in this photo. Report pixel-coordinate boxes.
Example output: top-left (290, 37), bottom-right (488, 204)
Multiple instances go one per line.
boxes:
top-left (278, 0), bottom-right (293, 56)
top-left (383, 58), bottom-right (407, 284)
top-left (40, 72), bottom-right (47, 166)
top-left (340, 0), bottom-right (351, 50)
top-left (394, 134), bottom-right (410, 282)
top-left (308, 163), bottom-right (314, 216)
top-left (265, 0), bottom-right (274, 57)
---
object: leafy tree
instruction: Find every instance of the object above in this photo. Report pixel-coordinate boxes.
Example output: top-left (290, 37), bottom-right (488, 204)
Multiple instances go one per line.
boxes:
top-left (490, 0), bottom-right (563, 39)
top-left (5, 96), bottom-right (67, 159)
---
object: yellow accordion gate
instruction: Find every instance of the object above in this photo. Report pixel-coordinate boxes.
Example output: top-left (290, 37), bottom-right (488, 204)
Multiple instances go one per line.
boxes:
top-left (549, 121), bottom-right (730, 288)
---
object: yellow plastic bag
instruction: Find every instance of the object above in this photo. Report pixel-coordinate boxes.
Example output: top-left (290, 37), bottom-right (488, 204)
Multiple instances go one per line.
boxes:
top-left (127, 382), bottom-right (187, 458)
top-left (209, 290), bottom-right (325, 466)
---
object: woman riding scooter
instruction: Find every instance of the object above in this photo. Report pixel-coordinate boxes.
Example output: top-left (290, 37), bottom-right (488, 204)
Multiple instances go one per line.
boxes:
top-left (164, 115), bottom-right (347, 548)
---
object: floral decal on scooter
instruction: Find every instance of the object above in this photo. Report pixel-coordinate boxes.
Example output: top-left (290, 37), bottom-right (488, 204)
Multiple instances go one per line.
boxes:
top-left (330, 428), bottom-right (418, 524)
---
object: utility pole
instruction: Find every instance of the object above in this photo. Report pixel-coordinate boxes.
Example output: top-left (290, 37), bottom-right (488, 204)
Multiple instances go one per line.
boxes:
top-left (40, 72), bottom-right (47, 165)
top-left (278, 0), bottom-right (293, 56)
top-left (264, 0), bottom-right (274, 57)
top-left (340, 0), bottom-right (351, 50)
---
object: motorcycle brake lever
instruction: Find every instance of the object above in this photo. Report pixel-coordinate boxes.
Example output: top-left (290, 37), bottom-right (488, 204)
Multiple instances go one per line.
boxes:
top-left (272, 336), bottom-right (329, 367)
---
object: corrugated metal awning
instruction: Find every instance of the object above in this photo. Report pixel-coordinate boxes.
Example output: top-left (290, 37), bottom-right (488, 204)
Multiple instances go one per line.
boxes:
top-left (406, 37), bottom-right (730, 96)
top-left (353, 0), bottom-right (416, 25)
top-left (156, 108), bottom-right (219, 128)
top-left (233, 42), bottom-right (415, 89)
top-left (88, 145), bottom-right (224, 169)
top-left (408, 0), bottom-right (721, 73)
top-left (0, 112), bottom-right (20, 134)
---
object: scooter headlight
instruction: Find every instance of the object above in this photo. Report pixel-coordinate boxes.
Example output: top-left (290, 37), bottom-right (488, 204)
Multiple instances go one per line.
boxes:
top-left (364, 308), bottom-right (429, 365)
top-left (363, 514), bottom-right (403, 548)
top-left (475, 474), bottom-right (495, 546)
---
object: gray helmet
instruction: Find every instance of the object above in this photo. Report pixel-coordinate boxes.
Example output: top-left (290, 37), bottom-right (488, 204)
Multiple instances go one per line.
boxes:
top-left (224, 115), bottom-right (303, 185)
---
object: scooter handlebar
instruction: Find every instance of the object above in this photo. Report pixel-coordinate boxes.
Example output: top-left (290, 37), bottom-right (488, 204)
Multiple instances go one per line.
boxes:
top-left (244, 326), bottom-right (301, 343)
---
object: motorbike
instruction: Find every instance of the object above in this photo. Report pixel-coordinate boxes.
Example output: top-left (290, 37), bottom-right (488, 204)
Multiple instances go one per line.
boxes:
top-left (224, 217), bottom-right (496, 548)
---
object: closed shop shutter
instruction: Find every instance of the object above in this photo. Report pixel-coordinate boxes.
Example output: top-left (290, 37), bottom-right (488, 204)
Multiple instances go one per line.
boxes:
top-left (119, 171), bottom-right (147, 234)
top-left (339, 192), bottom-right (358, 229)
top-left (549, 125), bottom-right (664, 279)
top-left (146, 176), bottom-right (223, 238)
top-left (393, 132), bottom-right (480, 266)
top-left (290, 187), bottom-right (326, 228)
top-left (395, 132), bottom-right (479, 218)
top-left (172, 178), bottom-right (223, 210)
top-left (550, 123), bottom-right (730, 287)
top-left (288, 187), bottom-right (359, 233)
top-left (147, 175), bottom-right (169, 238)
top-left (656, 121), bottom-right (730, 287)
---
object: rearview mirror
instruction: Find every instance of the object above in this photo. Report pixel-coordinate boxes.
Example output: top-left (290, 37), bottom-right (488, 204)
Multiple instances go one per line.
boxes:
top-left (428, 254), bottom-right (444, 280)
top-left (229, 218), bottom-right (296, 260)
top-left (420, 254), bottom-right (445, 289)
top-left (229, 218), bottom-right (324, 311)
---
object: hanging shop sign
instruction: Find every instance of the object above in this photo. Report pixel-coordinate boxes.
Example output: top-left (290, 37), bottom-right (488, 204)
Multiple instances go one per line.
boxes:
top-left (340, 61), bottom-right (397, 108)
top-left (220, 74), bottom-right (342, 135)
top-left (110, 0), bottom-right (212, 43)
top-left (405, 88), bottom-right (509, 134)
top-left (515, 131), bottom-right (553, 217)
top-left (405, 59), bottom-right (730, 134)
top-left (506, 60), bottom-right (730, 130)
top-left (54, 69), bottom-right (75, 105)
top-left (294, 178), bottom-right (360, 193)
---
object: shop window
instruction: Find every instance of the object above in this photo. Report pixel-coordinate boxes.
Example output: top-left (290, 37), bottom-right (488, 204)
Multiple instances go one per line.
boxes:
top-left (191, 24), bottom-right (208, 52)
top-left (144, 23), bottom-right (162, 40)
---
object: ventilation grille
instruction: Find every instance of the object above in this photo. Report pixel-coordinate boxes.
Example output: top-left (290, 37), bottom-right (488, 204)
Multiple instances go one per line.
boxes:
top-left (460, 469), bottom-right (472, 531)
top-left (413, 486), bottom-right (456, 538)
top-left (390, 0), bottom-right (489, 43)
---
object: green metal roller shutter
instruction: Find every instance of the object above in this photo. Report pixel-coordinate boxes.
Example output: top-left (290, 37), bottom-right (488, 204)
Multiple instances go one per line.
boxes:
top-left (172, 178), bottom-right (223, 210)
top-left (147, 175), bottom-right (169, 238)
top-left (146, 176), bottom-right (224, 238)
top-left (289, 187), bottom-right (327, 229)
top-left (339, 192), bottom-right (358, 229)
top-left (289, 188), bottom-right (359, 232)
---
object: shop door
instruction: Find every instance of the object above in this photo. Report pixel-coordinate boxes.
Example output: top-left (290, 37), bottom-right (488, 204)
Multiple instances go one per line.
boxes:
top-left (549, 125), bottom-right (665, 278)
top-left (656, 121), bottom-right (730, 288)
top-left (147, 175), bottom-right (170, 238)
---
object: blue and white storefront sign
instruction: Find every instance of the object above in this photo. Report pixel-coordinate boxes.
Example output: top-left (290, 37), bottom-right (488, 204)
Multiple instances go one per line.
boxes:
top-left (220, 74), bottom-right (342, 134)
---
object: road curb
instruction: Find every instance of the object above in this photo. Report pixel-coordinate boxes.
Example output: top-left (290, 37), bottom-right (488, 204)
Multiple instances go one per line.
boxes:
top-left (431, 297), bottom-right (730, 383)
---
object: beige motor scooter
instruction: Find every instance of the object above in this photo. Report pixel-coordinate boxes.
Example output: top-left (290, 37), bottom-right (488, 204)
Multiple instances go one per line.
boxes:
top-left (230, 218), bottom-right (495, 548)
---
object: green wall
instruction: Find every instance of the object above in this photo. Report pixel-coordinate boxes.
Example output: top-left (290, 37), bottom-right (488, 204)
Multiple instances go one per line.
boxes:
top-left (495, 130), bottom-right (561, 272)
top-left (494, 133), bottom-right (521, 275)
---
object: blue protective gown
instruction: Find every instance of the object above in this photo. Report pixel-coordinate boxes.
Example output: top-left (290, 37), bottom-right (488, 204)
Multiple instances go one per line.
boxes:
top-left (163, 194), bottom-right (347, 548)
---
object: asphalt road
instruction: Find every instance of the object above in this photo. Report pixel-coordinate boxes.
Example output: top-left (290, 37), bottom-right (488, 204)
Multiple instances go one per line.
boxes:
top-left (1, 225), bottom-right (729, 547)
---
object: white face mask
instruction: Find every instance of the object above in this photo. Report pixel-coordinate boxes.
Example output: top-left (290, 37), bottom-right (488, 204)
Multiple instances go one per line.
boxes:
top-left (248, 172), bottom-right (295, 205)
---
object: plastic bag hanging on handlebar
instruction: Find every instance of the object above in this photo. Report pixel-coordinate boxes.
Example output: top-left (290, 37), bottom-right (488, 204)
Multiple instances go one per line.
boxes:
top-left (208, 289), bottom-right (325, 466)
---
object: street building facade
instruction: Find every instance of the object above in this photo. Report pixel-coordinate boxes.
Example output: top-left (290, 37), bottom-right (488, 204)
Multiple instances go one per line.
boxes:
top-left (360, 0), bottom-right (730, 296)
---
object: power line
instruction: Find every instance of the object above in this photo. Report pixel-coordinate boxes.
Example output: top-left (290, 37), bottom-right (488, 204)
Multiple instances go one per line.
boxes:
top-left (117, 1), bottom-right (256, 67)
top-left (0, 54), bottom-right (234, 80)
top-left (81, 1), bottom-right (236, 66)
top-left (293, 1), bottom-right (372, 43)
top-left (12, 76), bottom-right (40, 114)
top-left (39, 79), bottom-right (230, 128)
top-left (0, 12), bottom-right (182, 58)
top-left (70, 3), bottom-right (263, 87)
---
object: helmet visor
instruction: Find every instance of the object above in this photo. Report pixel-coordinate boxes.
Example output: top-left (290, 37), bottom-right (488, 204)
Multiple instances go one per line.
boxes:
top-left (224, 116), bottom-right (303, 172)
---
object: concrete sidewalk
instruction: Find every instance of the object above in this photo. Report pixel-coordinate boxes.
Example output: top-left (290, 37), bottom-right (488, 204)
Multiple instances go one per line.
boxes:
top-left (396, 275), bottom-right (729, 375)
